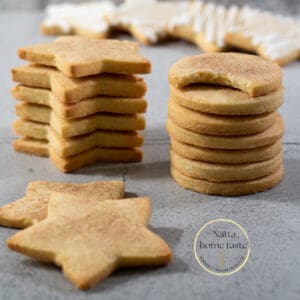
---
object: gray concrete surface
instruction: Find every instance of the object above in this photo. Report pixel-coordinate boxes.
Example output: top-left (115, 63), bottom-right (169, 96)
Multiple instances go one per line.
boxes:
top-left (0, 11), bottom-right (300, 300)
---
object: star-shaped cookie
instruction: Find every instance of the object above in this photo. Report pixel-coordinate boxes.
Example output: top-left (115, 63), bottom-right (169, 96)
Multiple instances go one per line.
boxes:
top-left (0, 180), bottom-right (124, 229)
top-left (18, 36), bottom-right (151, 77)
top-left (12, 64), bottom-right (147, 103)
top-left (42, 2), bottom-right (116, 39)
top-left (7, 194), bottom-right (172, 290)
top-left (108, 0), bottom-right (185, 45)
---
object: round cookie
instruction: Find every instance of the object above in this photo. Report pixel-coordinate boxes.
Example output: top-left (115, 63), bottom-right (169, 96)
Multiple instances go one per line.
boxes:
top-left (170, 138), bottom-right (282, 164)
top-left (168, 100), bottom-right (278, 136)
top-left (168, 53), bottom-right (282, 96)
top-left (170, 84), bottom-right (284, 116)
top-left (170, 149), bottom-right (282, 182)
top-left (171, 164), bottom-right (284, 196)
top-left (166, 116), bottom-right (284, 150)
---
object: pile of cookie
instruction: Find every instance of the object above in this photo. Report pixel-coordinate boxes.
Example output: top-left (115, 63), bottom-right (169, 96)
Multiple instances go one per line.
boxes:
top-left (0, 180), bottom-right (172, 290)
top-left (167, 2), bottom-right (300, 65)
top-left (12, 36), bottom-right (151, 172)
top-left (167, 53), bottom-right (285, 196)
top-left (42, 0), bottom-right (300, 65)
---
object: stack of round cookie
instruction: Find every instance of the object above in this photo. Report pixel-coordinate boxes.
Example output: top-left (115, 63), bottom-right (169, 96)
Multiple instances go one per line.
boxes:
top-left (167, 53), bottom-right (284, 196)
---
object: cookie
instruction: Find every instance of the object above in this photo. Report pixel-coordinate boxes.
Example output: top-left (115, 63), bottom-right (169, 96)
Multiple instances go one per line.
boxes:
top-left (18, 36), bottom-right (151, 77)
top-left (170, 149), bottom-right (282, 182)
top-left (16, 103), bottom-right (145, 137)
top-left (171, 164), bottom-right (284, 196)
top-left (0, 180), bottom-right (124, 229)
top-left (42, 2), bottom-right (116, 39)
top-left (167, 116), bottom-right (284, 150)
top-left (14, 137), bottom-right (49, 157)
top-left (168, 53), bottom-right (282, 96)
top-left (7, 194), bottom-right (172, 290)
top-left (167, 1), bottom-right (206, 47)
top-left (168, 99), bottom-right (278, 136)
top-left (12, 85), bottom-right (147, 119)
top-left (170, 138), bottom-right (282, 164)
top-left (14, 119), bottom-right (144, 157)
top-left (167, 2), bottom-right (240, 53)
top-left (14, 138), bottom-right (143, 172)
top-left (108, 0), bottom-right (185, 45)
top-left (12, 64), bottom-right (147, 103)
top-left (225, 6), bottom-right (300, 65)
top-left (170, 84), bottom-right (283, 116)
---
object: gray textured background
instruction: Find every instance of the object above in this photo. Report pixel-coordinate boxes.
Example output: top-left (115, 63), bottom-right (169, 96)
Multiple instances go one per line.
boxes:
top-left (0, 0), bottom-right (300, 15)
top-left (0, 1), bottom-right (299, 299)
top-left (0, 11), bottom-right (299, 300)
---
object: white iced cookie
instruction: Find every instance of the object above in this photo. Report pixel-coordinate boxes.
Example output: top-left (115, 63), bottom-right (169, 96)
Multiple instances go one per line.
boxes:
top-left (167, 1), bottom-right (241, 52)
top-left (42, 1), bottom-right (116, 39)
top-left (41, 0), bottom-right (300, 65)
top-left (108, 0), bottom-right (187, 44)
top-left (226, 6), bottom-right (300, 65)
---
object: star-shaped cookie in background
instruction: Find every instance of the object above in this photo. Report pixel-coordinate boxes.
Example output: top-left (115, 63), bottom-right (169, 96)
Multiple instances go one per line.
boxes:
top-left (42, 1), bottom-right (116, 39)
top-left (107, 0), bottom-right (186, 45)
top-left (225, 6), bottom-right (300, 66)
top-left (0, 180), bottom-right (124, 229)
top-left (7, 194), bottom-right (172, 290)
top-left (18, 36), bottom-right (151, 77)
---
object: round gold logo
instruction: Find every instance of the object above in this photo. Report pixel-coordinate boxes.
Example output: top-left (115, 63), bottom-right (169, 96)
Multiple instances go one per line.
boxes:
top-left (194, 219), bottom-right (250, 275)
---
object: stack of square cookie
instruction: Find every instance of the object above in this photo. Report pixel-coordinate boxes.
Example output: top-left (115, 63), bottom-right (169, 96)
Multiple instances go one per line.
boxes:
top-left (167, 53), bottom-right (284, 196)
top-left (11, 36), bottom-right (151, 172)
